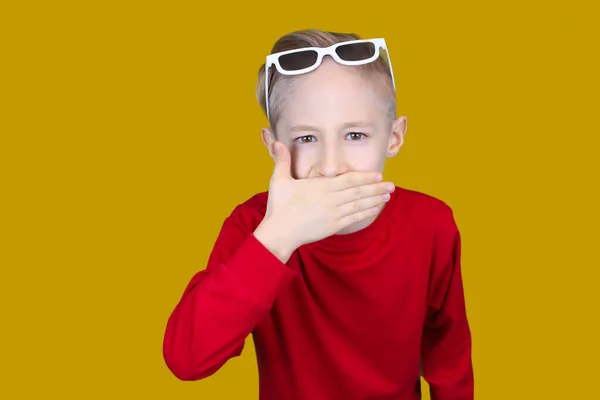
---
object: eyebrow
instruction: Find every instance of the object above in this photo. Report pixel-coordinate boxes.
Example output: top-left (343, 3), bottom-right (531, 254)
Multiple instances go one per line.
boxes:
top-left (289, 125), bottom-right (319, 133)
top-left (340, 121), bottom-right (373, 129)
top-left (288, 121), bottom-right (373, 133)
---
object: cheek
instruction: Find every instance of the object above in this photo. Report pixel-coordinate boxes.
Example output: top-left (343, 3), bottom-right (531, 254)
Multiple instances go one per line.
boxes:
top-left (289, 144), bottom-right (315, 179)
top-left (346, 143), bottom-right (387, 171)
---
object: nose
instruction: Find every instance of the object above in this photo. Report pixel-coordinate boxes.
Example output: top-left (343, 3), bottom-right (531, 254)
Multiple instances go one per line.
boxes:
top-left (315, 144), bottom-right (349, 178)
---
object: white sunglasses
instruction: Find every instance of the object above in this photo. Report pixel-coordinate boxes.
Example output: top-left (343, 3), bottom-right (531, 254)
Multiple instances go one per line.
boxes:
top-left (264, 38), bottom-right (396, 121)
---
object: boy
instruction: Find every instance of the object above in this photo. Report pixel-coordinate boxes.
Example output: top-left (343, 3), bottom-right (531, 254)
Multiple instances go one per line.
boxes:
top-left (163, 29), bottom-right (474, 400)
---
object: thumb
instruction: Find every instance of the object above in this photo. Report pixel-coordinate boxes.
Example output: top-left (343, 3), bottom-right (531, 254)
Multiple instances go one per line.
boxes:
top-left (271, 141), bottom-right (292, 180)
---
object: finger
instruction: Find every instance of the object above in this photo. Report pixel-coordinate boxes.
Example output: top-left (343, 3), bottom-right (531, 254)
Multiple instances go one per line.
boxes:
top-left (271, 141), bottom-right (292, 181)
top-left (329, 171), bottom-right (383, 191)
top-left (336, 202), bottom-right (385, 229)
top-left (336, 193), bottom-right (391, 220)
top-left (333, 181), bottom-right (395, 206)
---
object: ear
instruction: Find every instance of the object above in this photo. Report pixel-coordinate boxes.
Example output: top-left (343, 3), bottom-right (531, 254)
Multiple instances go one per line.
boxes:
top-left (386, 116), bottom-right (408, 158)
top-left (261, 127), bottom-right (276, 158)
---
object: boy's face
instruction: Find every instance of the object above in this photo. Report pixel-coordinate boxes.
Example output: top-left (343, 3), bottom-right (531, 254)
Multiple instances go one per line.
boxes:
top-left (262, 58), bottom-right (407, 179)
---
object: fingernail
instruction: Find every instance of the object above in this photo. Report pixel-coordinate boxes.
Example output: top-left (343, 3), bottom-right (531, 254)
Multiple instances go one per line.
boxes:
top-left (386, 183), bottom-right (395, 192)
top-left (382, 193), bottom-right (391, 201)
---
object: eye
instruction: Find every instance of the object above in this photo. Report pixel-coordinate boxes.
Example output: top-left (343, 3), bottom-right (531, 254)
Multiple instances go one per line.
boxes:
top-left (345, 132), bottom-right (367, 141)
top-left (295, 135), bottom-right (317, 144)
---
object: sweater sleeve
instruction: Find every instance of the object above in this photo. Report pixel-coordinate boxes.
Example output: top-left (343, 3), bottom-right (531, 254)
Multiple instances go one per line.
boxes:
top-left (162, 206), bottom-right (297, 381)
top-left (421, 207), bottom-right (474, 400)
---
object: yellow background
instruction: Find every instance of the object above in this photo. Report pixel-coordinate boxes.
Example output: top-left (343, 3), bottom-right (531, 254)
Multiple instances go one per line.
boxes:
top-left (2, 1), bottom-right (599, 399)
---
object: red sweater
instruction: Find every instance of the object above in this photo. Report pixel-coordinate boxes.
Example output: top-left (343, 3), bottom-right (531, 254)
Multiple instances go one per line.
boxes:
top-left (163, 187), bottom-right (473, 400)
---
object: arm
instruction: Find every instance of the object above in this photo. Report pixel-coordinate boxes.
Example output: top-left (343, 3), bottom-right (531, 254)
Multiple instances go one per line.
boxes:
top-left (421, 208), bottom-right (474, 400)
top-left (162, 207), bottom-right (297, 381)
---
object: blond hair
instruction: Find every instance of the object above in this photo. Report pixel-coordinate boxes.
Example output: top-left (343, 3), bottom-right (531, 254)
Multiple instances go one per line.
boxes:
top-left (255, 29), bottom-right (397, 127)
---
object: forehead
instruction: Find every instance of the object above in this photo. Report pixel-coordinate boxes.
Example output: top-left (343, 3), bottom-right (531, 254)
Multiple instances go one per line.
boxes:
top-left (277, 59), bottom-right (388, 129)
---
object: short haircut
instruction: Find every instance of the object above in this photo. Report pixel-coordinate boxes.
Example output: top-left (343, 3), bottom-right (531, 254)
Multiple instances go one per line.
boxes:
top-left (255, 29), bottom-right (397, 128)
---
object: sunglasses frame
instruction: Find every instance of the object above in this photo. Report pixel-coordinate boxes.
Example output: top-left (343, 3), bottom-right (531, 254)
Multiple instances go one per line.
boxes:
top-left (264, 38), bottom-right (396, 121)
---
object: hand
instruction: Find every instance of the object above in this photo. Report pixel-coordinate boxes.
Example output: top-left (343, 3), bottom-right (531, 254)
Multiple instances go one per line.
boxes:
top-left (254, 142), bottom-right (394, 262)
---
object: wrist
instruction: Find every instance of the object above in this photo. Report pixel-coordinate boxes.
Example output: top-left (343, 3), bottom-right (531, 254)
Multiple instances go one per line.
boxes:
top-left (253, 217), bottom-right (297, 264)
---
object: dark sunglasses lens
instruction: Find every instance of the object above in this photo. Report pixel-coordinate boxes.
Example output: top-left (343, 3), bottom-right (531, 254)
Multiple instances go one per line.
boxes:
top-left (335, 42), bottom-right (376, 61)
top-left (279, 50), bottom-right (319, 71)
